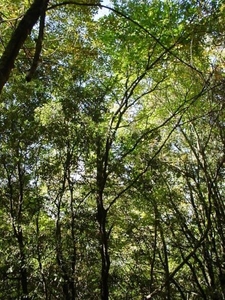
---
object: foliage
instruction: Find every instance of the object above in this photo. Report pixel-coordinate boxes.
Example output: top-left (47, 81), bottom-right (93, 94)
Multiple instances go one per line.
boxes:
top-left (0, 0), bottom-right (224, 299)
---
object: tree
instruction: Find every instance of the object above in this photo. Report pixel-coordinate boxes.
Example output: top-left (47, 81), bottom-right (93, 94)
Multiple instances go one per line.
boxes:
top-left (0, 0), bottom-right (224, 299)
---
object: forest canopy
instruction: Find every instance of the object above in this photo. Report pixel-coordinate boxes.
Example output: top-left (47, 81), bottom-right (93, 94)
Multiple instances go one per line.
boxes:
top-left (0, 0), bottom-right (224, 299)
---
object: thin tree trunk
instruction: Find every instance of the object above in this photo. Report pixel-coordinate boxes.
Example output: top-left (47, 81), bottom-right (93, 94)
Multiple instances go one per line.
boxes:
top-left (96, 137), bottom-right (110, 300)
top-left (18, 229), bottom-right (30, 300)
top-left (97, 201), bottom-right (110, 300)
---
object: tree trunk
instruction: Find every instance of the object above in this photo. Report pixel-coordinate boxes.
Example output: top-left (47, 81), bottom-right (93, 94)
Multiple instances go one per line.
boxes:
top-left (0, 0), bottom-right (49, 93)
top-left (18, 229), bottom-right (30, 300)
top-left (96, 137), bottom-right (110, 300)
top-left (97, 202), bottom-right (110, 300)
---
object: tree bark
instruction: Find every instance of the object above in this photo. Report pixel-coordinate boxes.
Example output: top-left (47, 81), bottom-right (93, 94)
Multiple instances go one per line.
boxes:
top-left (0, 0), bottom-right (49, 93)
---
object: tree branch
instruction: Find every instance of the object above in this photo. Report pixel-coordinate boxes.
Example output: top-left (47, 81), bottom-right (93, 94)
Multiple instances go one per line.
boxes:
top-left (26, 0), bottom-right (48, 82)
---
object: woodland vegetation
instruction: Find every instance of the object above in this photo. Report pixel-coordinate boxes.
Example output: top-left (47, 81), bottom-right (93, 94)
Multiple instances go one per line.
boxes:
top-left (0, 0), bottom-right (224, 299)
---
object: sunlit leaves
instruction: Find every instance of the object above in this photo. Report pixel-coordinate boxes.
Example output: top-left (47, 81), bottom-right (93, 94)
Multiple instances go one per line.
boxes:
top-left (0, 0), bottom-right (224, 299)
